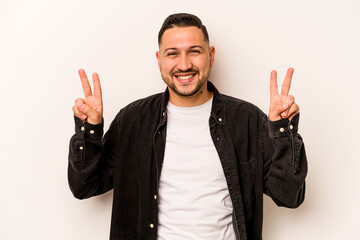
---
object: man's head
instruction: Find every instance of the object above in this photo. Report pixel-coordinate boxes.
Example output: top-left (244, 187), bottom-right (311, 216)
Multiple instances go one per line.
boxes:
top-left (158, 13), bottom-right (210, 46)
top-left (156, 13), bottom-right (215, 106)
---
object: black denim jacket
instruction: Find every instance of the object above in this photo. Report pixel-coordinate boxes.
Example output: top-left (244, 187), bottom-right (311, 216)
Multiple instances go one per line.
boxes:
top-left (68, 82), bottom-right (307, 240)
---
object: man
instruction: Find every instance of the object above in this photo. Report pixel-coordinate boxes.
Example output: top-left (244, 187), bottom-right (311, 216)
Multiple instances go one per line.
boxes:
top-left (69, 13), bottom-right (307, 240)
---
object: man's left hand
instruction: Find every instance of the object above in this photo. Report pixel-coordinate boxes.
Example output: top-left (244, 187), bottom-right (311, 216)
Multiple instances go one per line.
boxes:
top-left (268, 68), bottom-right (300, 121)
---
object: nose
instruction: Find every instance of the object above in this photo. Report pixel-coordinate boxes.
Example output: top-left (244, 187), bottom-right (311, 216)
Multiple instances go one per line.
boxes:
top-left (177, 54), bottom-right (192, 71)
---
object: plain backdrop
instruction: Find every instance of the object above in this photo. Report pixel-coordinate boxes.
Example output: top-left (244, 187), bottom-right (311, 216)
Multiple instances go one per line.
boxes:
top-left (1, 0), bottom-right (359, 239)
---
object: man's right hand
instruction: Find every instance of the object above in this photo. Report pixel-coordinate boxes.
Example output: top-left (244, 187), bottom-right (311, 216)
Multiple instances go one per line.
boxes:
top-left (72, 69), bottom-right (103, 125)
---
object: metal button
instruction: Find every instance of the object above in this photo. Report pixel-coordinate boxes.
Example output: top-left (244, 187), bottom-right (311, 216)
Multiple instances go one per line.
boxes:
top-left (89, 130), bottom-right (95, 134)
top-left (289, 125), bottom-right (293, 130)
top-left (154, 195), bottom-right (157, 200)
top-left (149, 223), bottom-right (154, 229)
top-left (218, 118), bottom-right (222, 122)
top-left (80, 126), bottom-right (85, 131)
top-left (79, 146), bottom-right (84, 150)
top-left (280, 128), bottom-right (285, 132)
top-left (162, 112), bottom-right (165, 117)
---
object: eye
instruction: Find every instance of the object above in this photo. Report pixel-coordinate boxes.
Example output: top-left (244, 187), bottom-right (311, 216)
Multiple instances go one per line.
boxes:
top-left (167, 52), bottom-right (178, 56)
top-left (190, 50), bottom-right (201, 54)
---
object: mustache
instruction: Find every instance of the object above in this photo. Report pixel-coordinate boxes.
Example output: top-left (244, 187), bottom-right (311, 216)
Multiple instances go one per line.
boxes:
top-left (171, 69), bottom-right (199, 75)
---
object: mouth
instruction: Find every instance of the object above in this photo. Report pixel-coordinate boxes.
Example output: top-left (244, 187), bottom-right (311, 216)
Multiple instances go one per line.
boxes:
top-left (173, 73), bottom-right (197, 84)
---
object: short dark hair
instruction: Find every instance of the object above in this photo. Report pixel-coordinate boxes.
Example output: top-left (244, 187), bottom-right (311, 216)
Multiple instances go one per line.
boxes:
top-left (158, 13), bottom-right (209, 45)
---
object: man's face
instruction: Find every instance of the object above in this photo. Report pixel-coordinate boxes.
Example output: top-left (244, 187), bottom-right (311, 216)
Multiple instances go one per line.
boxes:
top-left (156, 26), bottom-right (215, 98)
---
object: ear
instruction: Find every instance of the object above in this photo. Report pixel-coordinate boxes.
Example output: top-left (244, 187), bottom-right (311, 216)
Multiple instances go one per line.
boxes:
top-left (156, 51), bottom-right (161, 70)
top-left (209, 46), bottom-right (215, 68)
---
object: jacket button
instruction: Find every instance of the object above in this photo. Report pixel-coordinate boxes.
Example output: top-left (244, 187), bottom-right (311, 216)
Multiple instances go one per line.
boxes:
top-left (289, 125), bottom-right (293, 130)
top-left (89, 130), bottom-right (95, 134)
top-left (280, 127), bottom-right (285, 132)
top-left (79, 146), bottom-right (84, 150)
top-left (218, 118), bottom-right (222, 122)
top-left (149, 223), bottom-right (154, 229)
top-left (154, 195), bottom-right (157, 200)
top-left (80, 126), bottom-right (85, 131)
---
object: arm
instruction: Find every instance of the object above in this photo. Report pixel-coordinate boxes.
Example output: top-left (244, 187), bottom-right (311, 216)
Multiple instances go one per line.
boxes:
top-left (68, 69), bottom-right (115, 199)
top-left (68, 116), bottom-right (118, 199)
top-left (263, 68), bottom-right (307, 208)
top-left (263, 113), bottom-right (307, 208)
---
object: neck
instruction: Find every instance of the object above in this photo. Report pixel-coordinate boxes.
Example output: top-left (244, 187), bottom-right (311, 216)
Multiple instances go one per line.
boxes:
top-left (168, 83), bottom-right (213, 107)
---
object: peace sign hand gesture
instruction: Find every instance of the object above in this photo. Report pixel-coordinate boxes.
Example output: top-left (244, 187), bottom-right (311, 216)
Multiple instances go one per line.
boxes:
top-left (72, 69), bottom-right (103, 125)
top-left (268, 68), bottom-right (299, 122)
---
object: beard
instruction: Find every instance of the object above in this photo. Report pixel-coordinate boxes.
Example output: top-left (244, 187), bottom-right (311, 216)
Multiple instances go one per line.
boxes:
top-left (161, 64), bottom-right (211, 97)
top-left (164, 77), bottom-right (205, 97)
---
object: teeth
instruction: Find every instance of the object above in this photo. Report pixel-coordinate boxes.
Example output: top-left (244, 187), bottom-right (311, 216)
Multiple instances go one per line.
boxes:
top-left (177, 74), bottom-right (194, 80)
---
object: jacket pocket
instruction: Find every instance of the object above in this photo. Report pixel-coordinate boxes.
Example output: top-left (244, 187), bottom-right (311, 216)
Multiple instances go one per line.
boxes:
top-left (238, 159), bottom-right (256, 234)
top-left (238, 159), bottom-right (255, 202)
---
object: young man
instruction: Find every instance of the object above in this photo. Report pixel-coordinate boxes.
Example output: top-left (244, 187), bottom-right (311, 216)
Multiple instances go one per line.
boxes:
top-left (69, 13), bottom-right (307, 240)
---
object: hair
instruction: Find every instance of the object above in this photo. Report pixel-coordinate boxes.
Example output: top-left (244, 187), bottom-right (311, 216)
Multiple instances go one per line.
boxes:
top-left (158, 13), bottom-right (210, 45)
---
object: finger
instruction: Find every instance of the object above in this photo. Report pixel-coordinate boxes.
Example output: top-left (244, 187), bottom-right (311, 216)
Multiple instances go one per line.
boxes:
top-left (270, 70), bottom-right (278, 98)
top-left (281, 67), bottom-right (294, 96)
top-left (72, 105), bottom-right (87, 120)
top-left (280, 95), bottom-right (295, 118)
top-left (78, 69), bottom-right (92, 97)
top-left (287, 102), bottom-right (300, 120)
top-left (268, 99), bottom-right (287, 121)
top-left (75, 98), bottom-right (85, 108)
top-left (77, 103), bottom-right (102, 125)
top-left (92, 73), bottom-right (102, 99)
top-left (74, 98), bottom-right (87, 119)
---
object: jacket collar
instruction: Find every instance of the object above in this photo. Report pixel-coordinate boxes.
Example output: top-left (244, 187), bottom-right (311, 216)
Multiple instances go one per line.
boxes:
top-left (208, 81), bottom-right (226, 126)
top-left (159, 81), bottom-right (226, 127)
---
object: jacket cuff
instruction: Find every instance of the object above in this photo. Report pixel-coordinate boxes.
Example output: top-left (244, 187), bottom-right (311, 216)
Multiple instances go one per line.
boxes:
top-left (268, 113), bottom-right (300, 139)
top-left (74, 116), bottom-right (104, 139)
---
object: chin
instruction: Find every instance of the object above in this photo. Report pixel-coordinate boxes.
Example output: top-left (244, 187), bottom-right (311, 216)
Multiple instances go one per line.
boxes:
top-left (174, 82), bottom-right (205, 97)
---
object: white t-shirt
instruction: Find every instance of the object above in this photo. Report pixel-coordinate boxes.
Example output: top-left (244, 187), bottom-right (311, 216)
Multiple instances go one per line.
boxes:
top-left (157, 97), bottom-right (236, 240)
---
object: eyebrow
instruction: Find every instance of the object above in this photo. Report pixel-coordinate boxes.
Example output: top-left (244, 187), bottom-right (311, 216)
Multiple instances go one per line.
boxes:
top-left (164, 45), bottom-right (204, 53)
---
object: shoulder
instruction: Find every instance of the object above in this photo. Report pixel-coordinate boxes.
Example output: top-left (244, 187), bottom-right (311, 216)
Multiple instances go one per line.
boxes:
top-left (113, 92), bottom-right (164, 124)
top-left (221, 94), bottom-right (266, 118)
top-left (123, 92), bottom-right (164, 112)
top-left (219, 93), bottom-right (269, 134)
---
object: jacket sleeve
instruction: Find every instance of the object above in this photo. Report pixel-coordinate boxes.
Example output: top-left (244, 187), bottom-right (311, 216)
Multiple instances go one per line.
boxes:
top-left (262, 113), bottom-right (308, 208)
top-left (68, 115), bottom-right (119, 199)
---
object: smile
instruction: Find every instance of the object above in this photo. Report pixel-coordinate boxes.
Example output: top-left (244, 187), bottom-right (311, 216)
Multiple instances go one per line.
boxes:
top-left (173, 73), bottom-right (197, 83)
top-left (177, 74), bottom-right (194, 80)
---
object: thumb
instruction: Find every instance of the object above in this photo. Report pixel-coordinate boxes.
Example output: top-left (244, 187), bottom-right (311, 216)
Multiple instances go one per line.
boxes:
top-left (78, 103), bottom-right (102, 124)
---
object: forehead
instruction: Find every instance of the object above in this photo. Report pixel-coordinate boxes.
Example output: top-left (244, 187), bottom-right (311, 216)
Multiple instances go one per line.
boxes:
top-left (160, 26), bottom-right (206, 50)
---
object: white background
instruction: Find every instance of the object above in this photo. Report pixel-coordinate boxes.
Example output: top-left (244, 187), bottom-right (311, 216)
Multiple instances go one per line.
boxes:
top-left (1, 0), bottom-right (359, 239)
